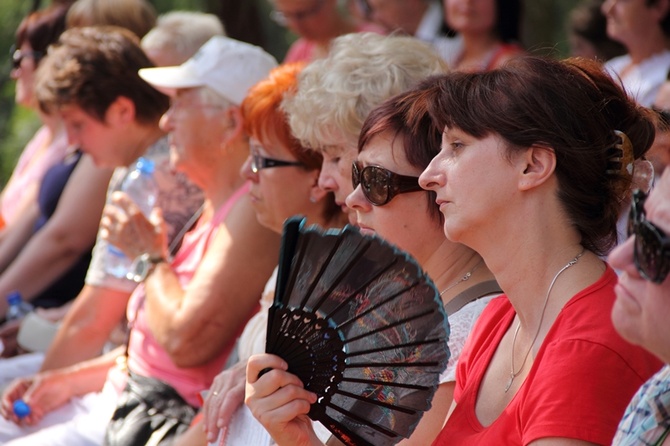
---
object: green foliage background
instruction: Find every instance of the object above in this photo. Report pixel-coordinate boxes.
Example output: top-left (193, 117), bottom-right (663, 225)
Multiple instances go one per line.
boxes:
top-left (0, 0), bottom-right (581, 186)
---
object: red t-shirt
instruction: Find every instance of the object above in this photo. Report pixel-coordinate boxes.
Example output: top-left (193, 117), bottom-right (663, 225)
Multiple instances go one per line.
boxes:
top-left (432, 267), bottom-right (663, 445)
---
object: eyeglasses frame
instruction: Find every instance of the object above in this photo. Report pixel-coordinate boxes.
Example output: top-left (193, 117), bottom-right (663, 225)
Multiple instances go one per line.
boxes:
top-left (10, 45), bottom-right (44, 70)
top-left (251, 152), bottom-right (304, 174)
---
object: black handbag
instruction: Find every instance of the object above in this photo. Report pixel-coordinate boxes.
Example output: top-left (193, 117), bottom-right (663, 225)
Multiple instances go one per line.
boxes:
top-left (104, 370), bottom-right (196, 446)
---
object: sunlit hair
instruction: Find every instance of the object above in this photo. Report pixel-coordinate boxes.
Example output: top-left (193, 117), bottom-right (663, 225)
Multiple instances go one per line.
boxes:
top-left (242, 62), bottom-right (340, 222)
top-left (36, 26), bottom-right (168, 124)
top-left (419, 56), bottom-right (655, 255)
top-left (243, 63), bottom-right (322, 170)
top-left (358, 89), bottom-right (443, 222)
top-left (66, 0), bottom-right (156, 38)
top-left (141, 11), bottom-right (225, 66)
top-left (282, 32), bottom-right (447, 151)
top-left (15, 3), bottom-right (71, 59)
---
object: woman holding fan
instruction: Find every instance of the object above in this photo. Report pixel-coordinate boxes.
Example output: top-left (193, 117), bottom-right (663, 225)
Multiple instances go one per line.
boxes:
top-left (245, 87), bottom-right (501, 445)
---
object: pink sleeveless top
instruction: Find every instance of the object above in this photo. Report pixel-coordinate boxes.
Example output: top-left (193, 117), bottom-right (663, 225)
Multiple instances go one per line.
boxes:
top-left (111, 183), bottom-right (249, 407)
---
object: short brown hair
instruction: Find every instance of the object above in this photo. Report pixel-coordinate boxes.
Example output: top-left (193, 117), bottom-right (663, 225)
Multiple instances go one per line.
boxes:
top-left (36, 26), bottom-right (169, 125)
top-left (358, 89), bottom-right (443, 222)
top-left (419, 56), bottom-right (655, 255)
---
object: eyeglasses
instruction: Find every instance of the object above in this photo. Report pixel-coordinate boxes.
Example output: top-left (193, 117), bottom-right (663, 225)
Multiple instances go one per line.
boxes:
top-left (270, 0), bottom-right (325, 26)
top-left (627, 189), bottom-right (670, 283)
top-left (10, 46), bottom-right (43, 70)
top-left (351, 161), bottom-right (423, 206)
top-left (251, 151), bottom-right (303, 174)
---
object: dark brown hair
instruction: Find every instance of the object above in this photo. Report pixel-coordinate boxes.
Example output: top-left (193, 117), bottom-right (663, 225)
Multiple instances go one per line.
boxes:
top-left (358, 88), bottom-right (443, 222)
top-left (36, 26), bottom-right (169, 125)
top-left (419, 55), bottom-right (655, 255)
top-left (15, 3), bottom-right (72, 61)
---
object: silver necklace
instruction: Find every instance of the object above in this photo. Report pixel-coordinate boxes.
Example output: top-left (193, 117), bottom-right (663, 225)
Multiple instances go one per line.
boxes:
top-left (439, 259), bottom-right (484, 297)
top-left (504, 249), bottom-right (585, 393)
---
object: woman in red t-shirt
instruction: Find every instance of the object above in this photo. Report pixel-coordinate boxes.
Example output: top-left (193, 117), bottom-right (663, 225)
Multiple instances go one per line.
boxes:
top-left (417, 56), bottom-right (663, 445)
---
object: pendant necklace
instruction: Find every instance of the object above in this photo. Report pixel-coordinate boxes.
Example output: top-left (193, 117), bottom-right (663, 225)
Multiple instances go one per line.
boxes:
top-left (504, 249), bottom-right (585, 393)
top-left (439, 259), bottom-right (484, 297)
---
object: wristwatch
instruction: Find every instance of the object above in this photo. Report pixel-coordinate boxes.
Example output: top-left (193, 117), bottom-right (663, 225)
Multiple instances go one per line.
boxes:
top-left (127, 253), bottom-right (166, 283)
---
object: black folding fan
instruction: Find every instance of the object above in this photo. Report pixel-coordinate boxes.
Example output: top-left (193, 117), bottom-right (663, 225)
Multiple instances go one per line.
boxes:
top-left (265, 217), bottom-right (451, 446)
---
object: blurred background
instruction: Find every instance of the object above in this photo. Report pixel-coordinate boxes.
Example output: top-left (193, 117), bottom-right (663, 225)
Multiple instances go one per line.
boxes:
top-left (0, 0), bottom-right (580, 185)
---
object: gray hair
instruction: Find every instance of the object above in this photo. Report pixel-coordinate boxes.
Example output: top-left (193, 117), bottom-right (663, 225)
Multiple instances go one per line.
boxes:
top-left (141, 11), bottom-right (225, 66)
top-left (282, 32), bottom-right (448, 150)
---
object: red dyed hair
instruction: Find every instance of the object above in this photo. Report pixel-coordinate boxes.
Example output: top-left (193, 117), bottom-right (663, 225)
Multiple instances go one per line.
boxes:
top-left (242, 62), bottom-right (322, 170)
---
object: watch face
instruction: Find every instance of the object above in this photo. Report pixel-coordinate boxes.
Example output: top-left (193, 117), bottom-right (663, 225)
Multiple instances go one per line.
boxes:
top-left (127, 254), bottom-right (150, 283)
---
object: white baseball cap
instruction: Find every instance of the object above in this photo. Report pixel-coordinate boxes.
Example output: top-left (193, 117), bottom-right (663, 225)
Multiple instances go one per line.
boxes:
top-left (138, 36), bottom-right (277, 104)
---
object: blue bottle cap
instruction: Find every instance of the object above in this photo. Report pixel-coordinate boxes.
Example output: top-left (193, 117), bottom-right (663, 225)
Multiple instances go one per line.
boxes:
top-left (135, 157), bottom-right (155, 175)
top-left (13, 399), bottom-right (31, 418)
top-left (6, 291), bottom-right (21, 305)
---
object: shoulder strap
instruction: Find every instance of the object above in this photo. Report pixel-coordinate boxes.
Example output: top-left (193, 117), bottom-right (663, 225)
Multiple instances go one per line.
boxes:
top-left (443, 280), bottom-right (502, 315)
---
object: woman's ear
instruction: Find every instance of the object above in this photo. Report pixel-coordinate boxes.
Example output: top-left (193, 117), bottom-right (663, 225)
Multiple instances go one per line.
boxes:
top-left (221, 105), bottom-right (245, 147)
top-left (518, 145), bottom-right (556, 191)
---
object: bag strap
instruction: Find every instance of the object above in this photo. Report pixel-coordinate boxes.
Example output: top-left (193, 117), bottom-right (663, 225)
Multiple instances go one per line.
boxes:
top-left (443, 280), bottom-right (502, 315)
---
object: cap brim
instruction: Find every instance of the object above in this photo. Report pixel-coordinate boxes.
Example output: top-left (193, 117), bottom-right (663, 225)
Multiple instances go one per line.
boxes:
top-left (139, 65), bottom-right (204, 96)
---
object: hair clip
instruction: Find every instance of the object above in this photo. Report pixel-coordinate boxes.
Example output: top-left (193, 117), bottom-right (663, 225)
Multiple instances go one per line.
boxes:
top-left (606, 130), bottom-right (634, 177)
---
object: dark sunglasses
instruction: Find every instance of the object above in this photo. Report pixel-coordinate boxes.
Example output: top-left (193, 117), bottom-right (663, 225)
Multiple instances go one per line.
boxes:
top-left (627, 189), bottom-right (670, 283)
top-left (10, 45), bottom-right (43, 69)
top-left (251, 152), bottom-right (303, 174)
top-left (351, 161), bottom-right (423, 206)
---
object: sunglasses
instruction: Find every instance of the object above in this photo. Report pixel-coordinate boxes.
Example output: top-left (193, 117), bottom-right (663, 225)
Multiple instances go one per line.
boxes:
top-left (270, 0), bottom-right (325, 26)
top-left (351, 161), bottom-right (423, 206)
top-left (251, 152), bottom-right (303, 174)
top-left (10, 46), bottom-right (43, 70)
top-left (627, 189), bottom-right (670, 283)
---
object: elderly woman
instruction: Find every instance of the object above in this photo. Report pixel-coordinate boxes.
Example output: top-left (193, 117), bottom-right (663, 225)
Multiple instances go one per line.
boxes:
top-left (418, 56), bottom-right (663, 444)
top-left (609, 168), bottom-right (670, 445)
top-left (283, 32), bottom-right (447, 225)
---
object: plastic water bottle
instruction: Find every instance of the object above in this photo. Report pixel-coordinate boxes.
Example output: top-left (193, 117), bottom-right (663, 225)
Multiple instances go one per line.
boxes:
top-left (105, 157), bottom-right (159, 279)
top-left (5, 291), bottom-right (33, 322)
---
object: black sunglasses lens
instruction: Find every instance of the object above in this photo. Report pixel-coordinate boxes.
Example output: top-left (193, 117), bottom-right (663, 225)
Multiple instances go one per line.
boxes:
top-left (361, 166), bottom-right (389, 205)
top-left (636, 223), bottom-right (670, 283)
top-left (635, 224), bottom-right (659, 281)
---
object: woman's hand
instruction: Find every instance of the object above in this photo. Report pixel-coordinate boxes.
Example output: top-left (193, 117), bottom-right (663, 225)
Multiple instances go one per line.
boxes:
top-left (100, 191), bottom-right (167, 261)
top-left (203, 360), bottom-right (247, 443)
top-left (245, 354), bottom-right (322, 446)
top-left (0, 319), bottom-right (23, 358)
top-left (0, 371), bottom-right (73, 426)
